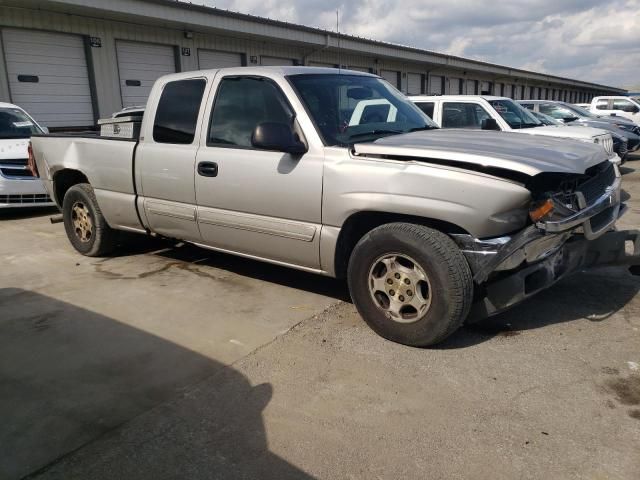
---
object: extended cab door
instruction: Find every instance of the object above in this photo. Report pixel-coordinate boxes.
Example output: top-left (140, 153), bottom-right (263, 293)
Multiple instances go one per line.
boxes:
top-left (194, 74), bottom-right (324, 269)
top-left (136, 77), bottom-right (208, 241)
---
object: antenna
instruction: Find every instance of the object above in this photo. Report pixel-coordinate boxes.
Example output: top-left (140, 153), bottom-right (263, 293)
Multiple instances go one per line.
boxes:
top-left (336, 9), bottom-right (341, 73)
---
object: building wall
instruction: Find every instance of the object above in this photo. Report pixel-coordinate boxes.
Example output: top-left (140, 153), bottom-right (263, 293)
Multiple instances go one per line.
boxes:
top-left (0, 4), bottom-right (618, 126)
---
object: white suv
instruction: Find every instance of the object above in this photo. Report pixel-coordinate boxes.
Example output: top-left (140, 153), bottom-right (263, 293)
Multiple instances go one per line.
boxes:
top-left (590, 96), bottom-right (640, 126)
top-left (410, 95), bottom-right (619, 164)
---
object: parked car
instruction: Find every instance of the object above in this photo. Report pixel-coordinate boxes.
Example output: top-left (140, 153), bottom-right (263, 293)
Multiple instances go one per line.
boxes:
top-left (518, 100), bottom-right (640, 153)
top-left (523, 106), bottom-right (631, 163)
top-left (589, 96), bottom-right (640, 125)
top-left (410, 95), bottom-right (620, 164)
top-left (0, 103), bottom-right (54, 208)
top-left (30, 67), bottom-right (640, 346)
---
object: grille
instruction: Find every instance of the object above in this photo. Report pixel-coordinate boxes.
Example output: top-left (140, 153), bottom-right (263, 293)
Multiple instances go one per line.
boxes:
top-left (595, 135), bottom-right (613, 156)
top-left (0, 158), bottom-right (34, 178)
top-left (0, 194), bottom-right (51, 204)
top-left (0, 158), bottom-right (28, 166)
top-left (577, 162), bottom-right (616, 205)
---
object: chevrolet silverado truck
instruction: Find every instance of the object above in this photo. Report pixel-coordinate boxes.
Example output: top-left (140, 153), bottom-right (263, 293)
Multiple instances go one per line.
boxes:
top-left (29, 67), bottom-right (640, 347)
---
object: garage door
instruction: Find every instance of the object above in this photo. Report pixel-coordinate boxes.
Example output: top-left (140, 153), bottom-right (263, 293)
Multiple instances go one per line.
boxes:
top-left (308, 61), bottom-right (337, 68)
top-left (407, 73), bottom-right (422, 95)
top-left (116, 41), bottom-right (176, 108)
top-left (465, 80), bottom-right (477, 95)
top-left (261, 56), bottom-right (295, 66)
top-left (347, 66), bottom-right (370, 73)
top-left (429, 76), bottom-right (444, 95)
top-left (198, 50), bottom-right (243, 70)
top-left (380, 70), bottom-right (400, 89)
top-left (2, 28), bottom-right (94, 128)
top-left (449, 78), bottom-right (463, 95)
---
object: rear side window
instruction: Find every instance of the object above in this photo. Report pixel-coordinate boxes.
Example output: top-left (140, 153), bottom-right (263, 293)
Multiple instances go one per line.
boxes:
top-left (595, 99), bottom-right (609, 110)
top-left (415, 102), bottom-right (434, 119)
top-left (153, 79), bottom-right (206, 144)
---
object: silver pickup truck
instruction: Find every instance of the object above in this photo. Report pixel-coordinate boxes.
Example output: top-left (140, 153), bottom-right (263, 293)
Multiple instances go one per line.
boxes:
top-left (30, 67), bottom-right (640, 346)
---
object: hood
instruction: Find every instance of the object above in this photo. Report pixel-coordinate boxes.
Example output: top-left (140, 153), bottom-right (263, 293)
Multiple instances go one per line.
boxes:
top-left (354, 129), bottom-right (607, 177)
top-left (0, 138), bottom-right (29, 160)
top-left (520, 125), bottom-right (607, 140)
top-left (594, 114), bottom-right (636, 125)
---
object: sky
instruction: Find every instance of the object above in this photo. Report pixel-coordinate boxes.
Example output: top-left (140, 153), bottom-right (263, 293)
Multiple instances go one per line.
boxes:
top-left (200, 0), bottom-right (640, 89)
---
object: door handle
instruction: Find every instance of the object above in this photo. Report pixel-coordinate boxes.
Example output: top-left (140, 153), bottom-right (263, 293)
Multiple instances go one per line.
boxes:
top-left (197, 161), bottom-right (218, 177)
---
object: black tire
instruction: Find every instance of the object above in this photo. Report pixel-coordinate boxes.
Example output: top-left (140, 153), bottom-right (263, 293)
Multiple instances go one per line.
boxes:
top-left (347, 223), bottom-right (473, 347)
top-left (62, 183), bottom-right (118, 257)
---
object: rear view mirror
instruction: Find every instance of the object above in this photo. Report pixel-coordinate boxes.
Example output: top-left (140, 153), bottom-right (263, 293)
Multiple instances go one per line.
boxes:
top-left (347, 87), bottom-right (373, 100)
top-left (481, 118), bottom-right (500, 131)
top-left (252, 122), bottom-right (307, 155)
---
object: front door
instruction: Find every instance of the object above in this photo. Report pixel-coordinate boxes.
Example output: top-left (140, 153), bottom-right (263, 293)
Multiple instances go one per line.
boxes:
top-left (194, 75), bottom-right (323, 269)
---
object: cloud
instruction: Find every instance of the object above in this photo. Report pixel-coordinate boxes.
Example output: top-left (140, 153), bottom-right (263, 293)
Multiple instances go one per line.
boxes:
top-left (199, 0), bottom-right (640, 88)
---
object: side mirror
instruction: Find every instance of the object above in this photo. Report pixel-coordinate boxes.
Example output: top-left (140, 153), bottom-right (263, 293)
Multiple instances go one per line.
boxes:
top-left (563, 116), bottom-right (578, 123)
top-left (251, 122), bottom-right (307, 155)
top-left (481, 118), bottom-right (500, 130)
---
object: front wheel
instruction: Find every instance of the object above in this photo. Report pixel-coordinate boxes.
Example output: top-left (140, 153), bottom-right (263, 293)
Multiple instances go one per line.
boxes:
top-left (347, 223), bottom-right (473, 347)
top-left (62, 183), bottom-right (118, 256)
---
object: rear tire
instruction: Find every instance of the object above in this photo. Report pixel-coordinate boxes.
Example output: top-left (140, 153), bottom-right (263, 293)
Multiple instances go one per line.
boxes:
top-left (347, 223), bottom-right (473, 347)
top-left (62, 183), bottom-right (118, 257)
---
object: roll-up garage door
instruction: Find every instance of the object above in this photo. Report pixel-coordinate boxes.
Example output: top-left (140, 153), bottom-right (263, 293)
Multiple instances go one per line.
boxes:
top-left (380, 70), bottom-right (400, 89)
top-left (308, 61), bottom-right (338, 68)
top-left (430, 76), bottom-right (444, 95)
top-left (480, 81), bottom-right (492, 95)
top-left (465, 80), bottom-right (477, 95)
top-left (2, 28), bottom-right (94, 128)
top-left (503, 84), bottom-right (512, 98)
top-left (347, 66), bottom-right (370, 73)
top-left (449, 78), bottom-right (463, 95)
top-left (261, 56), bottom-right (295, 66)
top-left (198, 50), bottom-right (243, 70)
top-left (116, 41), bottom-right (176, 108)
top-left (407, 73), bottom-right (422, 95)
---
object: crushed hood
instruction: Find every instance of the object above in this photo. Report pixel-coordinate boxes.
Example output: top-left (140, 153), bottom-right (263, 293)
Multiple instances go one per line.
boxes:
top-left (354, 129), bottom-right (607, 176)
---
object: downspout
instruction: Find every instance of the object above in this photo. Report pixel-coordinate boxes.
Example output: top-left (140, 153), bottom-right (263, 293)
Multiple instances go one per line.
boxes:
top-left (302, 33), bottom-right (331, 65)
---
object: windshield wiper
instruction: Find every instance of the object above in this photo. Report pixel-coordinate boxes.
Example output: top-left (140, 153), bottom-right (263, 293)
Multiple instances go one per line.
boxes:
top-left (348, 129), bottom-right (403, 141)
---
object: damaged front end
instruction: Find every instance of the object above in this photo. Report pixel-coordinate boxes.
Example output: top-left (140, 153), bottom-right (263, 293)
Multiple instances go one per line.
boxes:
top-left (452, 161), bottom-right (640, 320)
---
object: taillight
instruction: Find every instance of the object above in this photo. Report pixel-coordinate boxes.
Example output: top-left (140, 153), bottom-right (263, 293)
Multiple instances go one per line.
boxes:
top-left (27, 142), bottom-right (39, 177)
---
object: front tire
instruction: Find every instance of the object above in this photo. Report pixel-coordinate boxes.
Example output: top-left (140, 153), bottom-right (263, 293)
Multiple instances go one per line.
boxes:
top-left (62, 183), bottom-right (118, 256)
top-left (347, 223), bottom-right (473, 347)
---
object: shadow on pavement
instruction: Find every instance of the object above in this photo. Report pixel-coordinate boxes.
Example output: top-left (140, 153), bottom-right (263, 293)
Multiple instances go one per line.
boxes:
top-left (0, 206), bottom-right (59, 221)
top-left (0, 289), bottom-right (314, 480)
top-left (436, 268), bottom-right (640, 349)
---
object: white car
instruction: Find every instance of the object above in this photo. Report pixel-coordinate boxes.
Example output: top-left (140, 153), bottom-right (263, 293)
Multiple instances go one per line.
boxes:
top-left (589, 96), bottom-right (640, 126)
top-left (0, 103), bottom-right (54, 208)
top-left (410, 95), bottom-right (619, 164)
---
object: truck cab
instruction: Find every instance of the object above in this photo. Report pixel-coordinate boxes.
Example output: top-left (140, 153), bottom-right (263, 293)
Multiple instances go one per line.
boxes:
top-left (590, 96), bottom-right (640, 126)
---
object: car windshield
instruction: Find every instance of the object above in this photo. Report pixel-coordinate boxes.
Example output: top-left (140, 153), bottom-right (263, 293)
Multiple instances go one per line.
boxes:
top-left (487, 99), bottom-right (542, 129)
top-left (0, 108), bottom-right (43, 139)
top-left (562, 103), bottom-right (597, 119)
top-left (287, 74), bottom-right (438, 146)
top-left (531, 110), bottom-right (563, 126)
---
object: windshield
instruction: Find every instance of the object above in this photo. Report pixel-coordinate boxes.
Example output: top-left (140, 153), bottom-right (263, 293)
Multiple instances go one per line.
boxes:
top-left (0, 108), bottom-right (43, 139)
top-left (562, 103), bottom-right (597, 119)
top-left (531, 110), bottom-right (563, 126)
top-left (287, 74), bottom-right (438, 146)
top-left (487, 99), bottom-right (542, 129)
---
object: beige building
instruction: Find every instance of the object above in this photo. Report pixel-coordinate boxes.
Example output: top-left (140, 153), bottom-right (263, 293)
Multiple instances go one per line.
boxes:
top-left (0, 0), bottom-right (627, 129)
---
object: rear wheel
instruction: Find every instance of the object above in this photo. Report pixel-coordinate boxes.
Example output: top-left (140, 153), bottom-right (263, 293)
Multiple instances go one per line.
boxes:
top-left (62, 183), bottom-right (118, 256)
top-left (347, 223), bottom-right (473, 347)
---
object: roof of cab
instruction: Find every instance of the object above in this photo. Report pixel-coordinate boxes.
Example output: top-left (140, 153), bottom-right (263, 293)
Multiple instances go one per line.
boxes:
top-left (156, 66), bottom-right (376, 83)
top-left (409, 95), bottom-right (510, 102)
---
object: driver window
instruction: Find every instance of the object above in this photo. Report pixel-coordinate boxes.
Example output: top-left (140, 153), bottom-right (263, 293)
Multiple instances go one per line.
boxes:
top-left (595, 99), bottom-right (609, 110)
top-left (208, 77), bottom-right (293, 147)
top-left (613, 99), bottom-right (638, 113)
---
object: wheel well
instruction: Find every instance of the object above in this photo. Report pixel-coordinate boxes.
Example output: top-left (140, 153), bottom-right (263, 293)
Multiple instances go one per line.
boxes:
top-left (53, 169), bottom-right (89, 205)
top-left (333, 211), bottom-right (468, 279)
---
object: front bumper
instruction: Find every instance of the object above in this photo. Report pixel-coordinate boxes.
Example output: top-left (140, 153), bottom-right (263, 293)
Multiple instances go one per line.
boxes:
top-left (469, 229), bottom-right (640, 319)
top-left (0, 176), bottom-right (54, 208)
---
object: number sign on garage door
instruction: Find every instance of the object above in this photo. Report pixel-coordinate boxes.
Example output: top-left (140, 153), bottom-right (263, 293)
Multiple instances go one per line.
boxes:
top-left (116, 41), bottom-right (176, 108)
top-left (2, 28), bottom-right (94, 128)
top-left (198, 50), bottom-right (243, 70)
top-left (261, 56), bottom-right (295, 66)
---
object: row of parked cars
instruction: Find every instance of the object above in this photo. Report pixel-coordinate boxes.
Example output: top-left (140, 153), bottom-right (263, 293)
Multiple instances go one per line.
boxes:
top-left (8, 66), bottom-right (640, 347)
